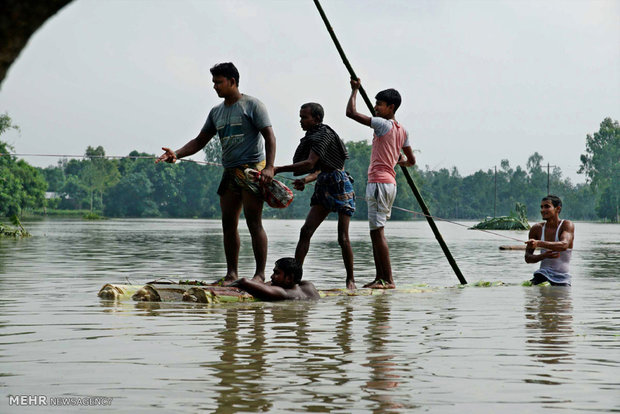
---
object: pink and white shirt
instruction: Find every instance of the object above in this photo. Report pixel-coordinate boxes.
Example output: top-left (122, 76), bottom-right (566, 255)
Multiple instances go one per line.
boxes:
top-left (368, 117), bottom-right (411, 184)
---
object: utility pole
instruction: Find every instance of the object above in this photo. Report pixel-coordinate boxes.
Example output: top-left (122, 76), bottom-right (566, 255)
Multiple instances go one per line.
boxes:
top-left (494, 165), bottom-right (497, 217)
top-left (546, 163), bottom-right (557, 195)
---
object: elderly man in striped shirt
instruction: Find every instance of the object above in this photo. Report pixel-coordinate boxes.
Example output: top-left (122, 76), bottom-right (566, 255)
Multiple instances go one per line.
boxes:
top-left (274, 103), bottom-right (356, 289)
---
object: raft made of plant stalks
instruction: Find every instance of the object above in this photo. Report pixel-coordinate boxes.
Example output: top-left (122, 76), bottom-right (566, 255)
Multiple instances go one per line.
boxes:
top-left (471, 202), bottom-right (530, 231)
top-left (98, 281), bottom-right (435, 303)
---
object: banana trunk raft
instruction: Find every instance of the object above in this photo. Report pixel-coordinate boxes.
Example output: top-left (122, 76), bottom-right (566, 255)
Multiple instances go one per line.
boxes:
top-left (98, 281), bottom-right (433, 304)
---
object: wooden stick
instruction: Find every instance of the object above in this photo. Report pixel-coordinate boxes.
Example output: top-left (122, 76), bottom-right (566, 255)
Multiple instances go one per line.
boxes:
top-left (312, 0), bottom-right (467, 284)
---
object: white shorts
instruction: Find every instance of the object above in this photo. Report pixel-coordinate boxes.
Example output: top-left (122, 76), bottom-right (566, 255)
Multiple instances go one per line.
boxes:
top-left (366, 182), bottom-right (397, 230)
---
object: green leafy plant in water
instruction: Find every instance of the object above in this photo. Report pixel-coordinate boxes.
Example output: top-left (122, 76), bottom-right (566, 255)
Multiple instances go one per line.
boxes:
top-left (522, 280), bottom-right (550, 287)
top-left (472, 280), bottom-right (505, 287)
top-left (0, 215), bottom-right (31, 238)
top-left (83, 212), bottom-right (103, 220)
top-left (471, 202), bottom-right (530, 230)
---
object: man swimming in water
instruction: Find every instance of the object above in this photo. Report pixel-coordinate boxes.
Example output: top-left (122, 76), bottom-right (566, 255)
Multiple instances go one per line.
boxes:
top-left (525, 195), bottom-right (574, 286)
top-left (230, 258), bottom-right (320, 301)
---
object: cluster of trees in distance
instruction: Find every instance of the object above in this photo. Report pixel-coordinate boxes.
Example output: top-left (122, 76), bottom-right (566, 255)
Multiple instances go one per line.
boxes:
top-left (1, 113), bottom-right (618, 222)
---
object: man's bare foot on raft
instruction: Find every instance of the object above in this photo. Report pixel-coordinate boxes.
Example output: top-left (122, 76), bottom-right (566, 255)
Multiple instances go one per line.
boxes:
top-left (346, 279), bottom-right (357, 290)
top-left (209, 275), bottom-right (238, 286)
top-left (210, 274), bottom-right (264, 286)
top-left (363, 280), bottom-right (395, 289)
top-left (251, 274), bottom-right (265, 283)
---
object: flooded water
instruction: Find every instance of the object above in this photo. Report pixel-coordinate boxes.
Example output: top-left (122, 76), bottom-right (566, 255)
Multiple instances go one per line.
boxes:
top-left (0, 218), bottom-right (618, 413)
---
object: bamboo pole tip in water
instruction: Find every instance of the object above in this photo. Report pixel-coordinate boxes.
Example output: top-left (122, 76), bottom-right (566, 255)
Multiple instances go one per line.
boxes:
top-left (499, 245), bottom-right (527, 250)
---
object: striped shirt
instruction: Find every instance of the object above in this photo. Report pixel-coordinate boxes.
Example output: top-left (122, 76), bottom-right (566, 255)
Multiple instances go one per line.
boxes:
top-left (292, 124), bottom-right (348, 175)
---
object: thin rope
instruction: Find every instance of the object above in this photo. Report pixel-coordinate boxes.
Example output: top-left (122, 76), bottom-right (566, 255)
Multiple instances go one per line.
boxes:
top-left (0, 152), bottom-right (222, 167)
top-left (389, 205), bottom-right (526, 242)
top-left (273, 174), bottom-right (525, 242)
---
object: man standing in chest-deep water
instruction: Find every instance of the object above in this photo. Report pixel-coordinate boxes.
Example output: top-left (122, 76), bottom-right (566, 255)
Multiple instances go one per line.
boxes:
top-left (158, 62), bottom-right (276, 285)
top-left (525, 195), bottom-right (574, 286)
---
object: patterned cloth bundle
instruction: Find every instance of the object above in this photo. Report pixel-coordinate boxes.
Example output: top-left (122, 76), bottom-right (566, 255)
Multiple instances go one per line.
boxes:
top-left (244, 169), bottom-right (294, 209)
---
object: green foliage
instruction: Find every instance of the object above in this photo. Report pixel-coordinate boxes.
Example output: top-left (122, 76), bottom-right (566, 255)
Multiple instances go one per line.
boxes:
top-left (0, 113), bottom-right (46, 217)
top-left (0, 215), bottom-right (30, 238)
top-left (471, 203), bottom-right (530, 230)
top-left (105, 171), bottom-right (158, 217)
top-left (32, 209), bottom-right (93, 217)
top-left (40, 162), bottom-right (66, 192)
top-left (0, 223), bottom-right (30, 238)
top-left (21, 116), bottom-right (615, 221)
top-left (83, 212), bottom-right (103, 220)
top-left (82, 146), bottom-right (120, 211)
top-left (579, 117), bottom-right (619, 221)
top-left (0, 112), bottom-right (20, 135)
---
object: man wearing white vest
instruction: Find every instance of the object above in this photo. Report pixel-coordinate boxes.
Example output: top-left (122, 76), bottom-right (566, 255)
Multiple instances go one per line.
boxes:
top-left (525, 195), bottom-right (575, 286)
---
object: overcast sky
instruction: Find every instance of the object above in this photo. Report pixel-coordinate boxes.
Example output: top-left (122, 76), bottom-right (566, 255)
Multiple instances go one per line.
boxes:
top-left (1, 0), bottom-right (618, 184)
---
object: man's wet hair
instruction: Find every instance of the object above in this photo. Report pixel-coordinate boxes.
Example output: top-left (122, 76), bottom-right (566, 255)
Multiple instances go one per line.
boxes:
top-left (301, 102), bottom-right (324, 123)
top-left (210, 62), bottom-right (240, 86)
top-left (542, 194), bottom-right (562, 209)
top-left (275, 257), bottom-right (303, 284)
top-left (375, 88), bottom-right (402, 112)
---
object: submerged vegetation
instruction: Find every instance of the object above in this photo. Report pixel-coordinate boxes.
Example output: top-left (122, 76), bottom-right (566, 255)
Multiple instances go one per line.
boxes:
top-left (83, 212), bottom-right (104, 220)
top-left (0, 215), bottom-right (31, 238)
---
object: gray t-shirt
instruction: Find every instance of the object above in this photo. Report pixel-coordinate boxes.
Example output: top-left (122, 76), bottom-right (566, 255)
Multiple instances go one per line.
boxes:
top-left (201, 94), bottom-right (272, 168)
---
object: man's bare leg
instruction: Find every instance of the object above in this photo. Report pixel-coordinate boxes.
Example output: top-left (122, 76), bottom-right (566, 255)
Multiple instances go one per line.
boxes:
top-left (364, 227), bottom-right (395, 289)
top-left (242, 190), bottom-right (267, 282)
top-left (337, 213), bottom-right (356, 289)
top-left (218, 190), bottom-right (243, 284)
top-left (295, 205), bottom-right (329, 267)
top-left (365, 230), bottom-right (384, 287)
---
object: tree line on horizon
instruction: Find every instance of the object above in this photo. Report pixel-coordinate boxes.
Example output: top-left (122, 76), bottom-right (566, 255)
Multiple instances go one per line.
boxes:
top-left (1, 114), bottom-right (618, 223)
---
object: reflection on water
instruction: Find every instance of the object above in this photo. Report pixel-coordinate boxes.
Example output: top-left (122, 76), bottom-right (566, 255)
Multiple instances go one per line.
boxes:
top-left (525, 287), bottom-right (573, 365)
top-left (0, 219), bottom-right (618, 413)
top-left (207, 306), bottom-right (271, 413)
top-left (363, 295), bottom-right (406, 412)
top-left (524, 287), bottom-right (574, 385)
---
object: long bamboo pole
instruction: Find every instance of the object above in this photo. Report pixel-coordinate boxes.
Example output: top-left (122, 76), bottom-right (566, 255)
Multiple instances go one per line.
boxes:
top-left (313, 0), bottom-right (467, 284)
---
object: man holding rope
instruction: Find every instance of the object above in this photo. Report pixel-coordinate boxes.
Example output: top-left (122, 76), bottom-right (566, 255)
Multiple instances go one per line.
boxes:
top-left (525, 195), bottom-right (574, 286)
top-left (346, 78), bottom-right (415, 289)
top-left (157, 62), bottom-right (276, 285)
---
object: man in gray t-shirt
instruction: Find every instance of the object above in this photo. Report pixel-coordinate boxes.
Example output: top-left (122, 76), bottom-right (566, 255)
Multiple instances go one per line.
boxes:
top-left (202, 94), bottom-right (271, 168)
top-left (157, 62), bottom-right (276, 284)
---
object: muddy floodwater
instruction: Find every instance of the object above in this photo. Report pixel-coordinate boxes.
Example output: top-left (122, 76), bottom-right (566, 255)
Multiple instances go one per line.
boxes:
top-left (0, 218), bottom-right (618, 413)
